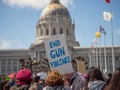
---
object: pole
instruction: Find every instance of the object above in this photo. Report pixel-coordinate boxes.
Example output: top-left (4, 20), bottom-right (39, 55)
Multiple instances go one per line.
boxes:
top-left (96, 42), bottom-right (98, 68)
top-left (94, 50), bottom-right (96, 67)
top-left (110, 3), bottom-right (115, 72)
top-left (99, 37), bottom-right (102, 71)
top-left (104, 34), bottom-right (107, 73)
top-left (89, 53), bottom-right (92, 67)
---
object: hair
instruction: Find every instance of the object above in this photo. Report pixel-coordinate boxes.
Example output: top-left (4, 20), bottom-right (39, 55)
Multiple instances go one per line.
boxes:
top-left (87, 68), bottom-right (105, 81)
top-left (45, 70), bottom-right (64, 87)
top-left (106, 73), bottom-right (112, 85)
top-left (84, 67), bottom-right (105, 90)
top-left (34, 76), bottom-right (40, 83)
top-left (107, 68), bottom-right (120, 90)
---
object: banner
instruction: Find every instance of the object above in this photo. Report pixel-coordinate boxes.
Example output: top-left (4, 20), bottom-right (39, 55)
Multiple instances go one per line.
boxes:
top-left (44, 34), bottom-right (73, 74)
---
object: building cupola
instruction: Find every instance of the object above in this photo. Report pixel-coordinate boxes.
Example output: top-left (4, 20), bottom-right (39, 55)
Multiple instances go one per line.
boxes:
top-left (51, 0), bottom-right (60, 4)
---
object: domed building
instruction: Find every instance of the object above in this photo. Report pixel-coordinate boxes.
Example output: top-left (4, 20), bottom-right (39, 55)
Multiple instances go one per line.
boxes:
top-left (30, 0), bottom-right (79, 61)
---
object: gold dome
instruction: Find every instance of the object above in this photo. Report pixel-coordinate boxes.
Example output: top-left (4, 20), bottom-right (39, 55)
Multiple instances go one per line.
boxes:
top-left (40, 0), bottom-right (71, 20)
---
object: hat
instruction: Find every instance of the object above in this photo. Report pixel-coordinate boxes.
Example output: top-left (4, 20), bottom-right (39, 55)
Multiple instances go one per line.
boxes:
top-left (83, 74), bottom-right (88, 79)
top-left (16, 69), bottom-right (32, 85)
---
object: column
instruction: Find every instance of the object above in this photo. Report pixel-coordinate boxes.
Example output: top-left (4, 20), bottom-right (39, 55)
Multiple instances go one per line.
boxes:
top-left (38, 51), bottom-right (39, 61)
top-left (11, 58), bottom-right (13, 72)
top-left (0, 59), bottom-right (2, 73)
top-left (17, 58), bottom-right (19, 71)
top-left (49, 23), bottom-right (51, 35)
top-left (6, 58), bottom-right (7, 74)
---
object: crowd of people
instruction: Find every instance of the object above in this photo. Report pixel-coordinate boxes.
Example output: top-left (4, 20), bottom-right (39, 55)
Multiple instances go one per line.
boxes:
top-left (0, 67), bottom-right (120, 90)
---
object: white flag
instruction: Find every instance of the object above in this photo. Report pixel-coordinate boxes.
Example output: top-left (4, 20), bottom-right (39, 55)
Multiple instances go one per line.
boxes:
top-left (93, 38), bottom-right (98, 44)
top-left (103, 11), bottom-right (112, 21)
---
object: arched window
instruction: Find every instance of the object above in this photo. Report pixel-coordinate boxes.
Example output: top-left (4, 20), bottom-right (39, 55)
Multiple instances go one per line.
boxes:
top-left (41, 29), bottom-right (43, 36)
top-left (66, 29), bottom-right (69, 35)
top-left (60, 28), bottom-right (63, 34)
top-left (53, 28), bottom-right (56, 35)
top-left (46, 29), bottom-right (49, 35)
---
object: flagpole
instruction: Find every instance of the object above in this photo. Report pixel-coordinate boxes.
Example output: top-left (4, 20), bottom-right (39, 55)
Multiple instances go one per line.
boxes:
top-left (89, 53), bottom-right (92, 67)
top-left (94, 49), bottom-right (96, 67)
top-left (99, 25), bottom-right (102, 71)
top-left (103, 12), bottom-right (108, 74)
top-left (92, 44), bottom-right (96, 67)
top-left (95, 32), bottom-right (101, 68)
top-left (109, 2), bottom-right (115, 72)
top-left (96, 39), bottom-right (98, 68)
top-left (93, 42), bottom-right (97, 67)
top-left (99, 37), bottom-right (102, 71)
top-left (104, 33), bottom-right (107, 73)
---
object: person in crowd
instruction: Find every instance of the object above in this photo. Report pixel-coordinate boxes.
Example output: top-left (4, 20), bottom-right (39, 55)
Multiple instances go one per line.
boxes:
top-left (3, 80), bottom-right (10, 90)
top-left (84, 67), bottom-right (106, 90)
top-left (106, 73), bottom-right (112, 86)
top-left (64, 71), bottom-right (85, 90)
top-left (42, 70), bottom-right (71, 90)
top-left (107, 68), bottom-right (120, 90)
top-left (29, 85), bottom-right (37, 90)
top-left (33, 75), bottom-right (44, 90)
top-left (0, 77), bottom-right (7, 90)
top-left (10, 69), bottom-right (32, 90)
top-left (9, 87), bottom-right (16, 90)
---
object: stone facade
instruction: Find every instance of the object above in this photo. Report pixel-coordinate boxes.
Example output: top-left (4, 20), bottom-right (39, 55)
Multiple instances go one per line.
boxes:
top-left (0, 49), bottom-right (30, 75)
top-left (73, 46), bottom-right (120, 73)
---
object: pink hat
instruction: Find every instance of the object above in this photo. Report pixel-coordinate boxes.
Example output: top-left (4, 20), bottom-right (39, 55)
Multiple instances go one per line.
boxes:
top-left (16, 69), bottom-right (32, 85)
top-left (83, 74), bottom-right (88, 79)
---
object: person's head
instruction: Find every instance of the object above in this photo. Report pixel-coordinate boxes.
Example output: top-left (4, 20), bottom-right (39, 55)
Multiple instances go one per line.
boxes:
top-left (3, 81), bottom-right (10, 90)
top-left (45, 70), bottom-right (64, 87)
top-left (64, 72), bottom-right (73, 80)
top-left (9, 87), bottom-right (16, 90)
top-left (108, 73), bottom-right (112, 78)
top-left (34, 75), bottom-right (40, 83)
top-left (16, 69), bottom-right (32, 85)
top-left (107, 68), bottom-right (120, 90)
top-left (106, 73), bottom-right (112, 85)
top-left (29, 85), bottom-right (37, 90)
top-left (87, 68), bottom-right (104, 81)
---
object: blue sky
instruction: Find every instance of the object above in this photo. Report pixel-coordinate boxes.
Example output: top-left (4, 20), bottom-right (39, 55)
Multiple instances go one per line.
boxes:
top-left (0, 0), bottom-right (120, 49)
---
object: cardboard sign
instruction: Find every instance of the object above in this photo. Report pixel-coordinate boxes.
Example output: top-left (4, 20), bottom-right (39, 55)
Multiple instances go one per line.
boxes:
top-left (44, 34), bottom-right (73, 74)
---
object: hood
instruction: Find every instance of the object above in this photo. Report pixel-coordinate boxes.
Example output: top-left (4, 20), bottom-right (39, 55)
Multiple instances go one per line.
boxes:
top-left (88, 81), bottom-right (105, 90)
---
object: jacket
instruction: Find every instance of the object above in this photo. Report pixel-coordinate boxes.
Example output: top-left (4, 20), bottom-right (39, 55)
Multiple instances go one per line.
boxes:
top-left (70, 72), bottom-right (85, 90)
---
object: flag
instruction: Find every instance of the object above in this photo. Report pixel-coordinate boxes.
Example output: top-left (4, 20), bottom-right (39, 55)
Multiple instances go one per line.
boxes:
top-left (96, 32), bottom-right (101, 38)
top-left (100, 26), bottom-right (106, 35)
top-left (103, 11), bottom-right (112, 21)
top-left (105, 0), bottom-right (110, 3)
top-left (93, 38), bottom-right (98, 44)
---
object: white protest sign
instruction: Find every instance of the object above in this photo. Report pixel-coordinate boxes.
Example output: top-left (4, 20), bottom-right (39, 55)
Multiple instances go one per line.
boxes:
top-left (44, 34), bottom-right (73, 74)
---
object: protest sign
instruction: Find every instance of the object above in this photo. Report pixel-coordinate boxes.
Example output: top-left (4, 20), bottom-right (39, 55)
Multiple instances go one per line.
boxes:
top-left (44, 34), bottom-right (73, 74)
